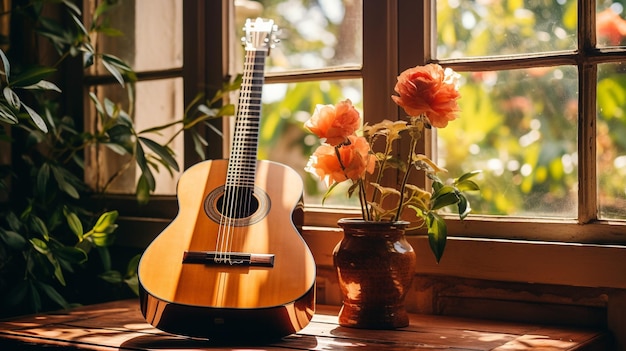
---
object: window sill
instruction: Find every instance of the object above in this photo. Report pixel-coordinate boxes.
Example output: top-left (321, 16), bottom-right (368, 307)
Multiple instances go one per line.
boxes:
top-left (303, 226), bottom-right (626, 289)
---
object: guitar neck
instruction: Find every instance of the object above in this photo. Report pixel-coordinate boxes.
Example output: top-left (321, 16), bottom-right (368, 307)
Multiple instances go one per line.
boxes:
top-left (227, 48), bottom-right (268, 190)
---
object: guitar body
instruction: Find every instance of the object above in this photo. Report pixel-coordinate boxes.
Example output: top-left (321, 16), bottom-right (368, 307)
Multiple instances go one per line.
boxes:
top-left (138, 159), bottom-right (316, 339)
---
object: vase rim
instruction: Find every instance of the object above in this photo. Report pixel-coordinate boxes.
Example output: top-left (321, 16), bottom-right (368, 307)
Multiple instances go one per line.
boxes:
top-left (337, 217), bottom-right (410, 226)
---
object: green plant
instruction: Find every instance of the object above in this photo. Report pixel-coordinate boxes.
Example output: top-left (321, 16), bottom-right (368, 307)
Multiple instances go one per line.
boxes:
top-left (0, 0), bottom-right (239, 316)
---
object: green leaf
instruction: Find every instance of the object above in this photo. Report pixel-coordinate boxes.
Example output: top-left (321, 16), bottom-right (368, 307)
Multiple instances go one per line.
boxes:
top-left (0, 48), bottom-right (11, 81)
top-left (136, 173), bottom-right (151, 204)
top-left (22, 80), bottom-right (62, 92)
top-left (10, 66), bottom-right (57, 88)
top-left (89, 92), bottom-right (104, 116)
top-left (217, 104), bottom-right (236, 117)
top-left (0, 228), bottom-right (27, 250)
top-left (30, 216), bottom-right (50, 241)
top-left (124, 275), bottom-right (139, 296)
top-left (191, 132), bottom-right (206, 160)
top-left (93, 0), bottom-right (114, 21)
top-left (5, 211), bottom-right (22, 231)
top-left (70, 13), bottom-right (89, 37)
top-left (97, 26), bottom-right (124, 37)
top-left (101, 57), bottom-right (125, 86)
top-left (99, 270), bottom-right (122, 284)
top-left (427, 212), bottom-right (447, 263)
top-left (0, 104), bottom-right (18, 124)
top-left (83, 51), bottom-right (94, 67)
top-left (107, 124), bottom-right (134, 153)
top-left (30, 238), bottom-right (50, 255)
top-left (101, 54), bottom-right (133, 72)
top-left (103, 142), bottom-right (129, 155)
top-left (97, 246), bottom-right (112, 271)
top-left (28, 280), bottom-right (42, 312)
top-left (51, 165), bottom-right (80, 199)
top-left (23, 104), bottom-right (49, 133)
top-left (126, 254), bottom-right (141, 278)
top-left (457, 194), bottom-right (471, 220)
top-left (54, 246), bottom-right (88, 264)
top-left (62, 0), bottom-right (82, 15)
top-left (36, 281), bottom-right (70, 310)
top-left (456, 179), bottom-right (480, 192)
top-left (48, 254), bottom-right (66, 286)
top-left (36, 163), bottom-right (50, 195)
top-left (139, 137), bottom-right (179, 171)
top-left (430, 186), bottom-right (460, 211)
top-left (197, 104), bottom-right (217, 117)
top-left (63, 207), bottom-right (84, 241)
top-left (91, 232), bottom-right (115, 247)
top-left (101, 54), bottom-right (135, 86)
top-left (3, 87), bottom-right (21, 109)
top-left (135, 143), bottom-right (155, 191)
top-left (457, 170), bottom-right (482, 183)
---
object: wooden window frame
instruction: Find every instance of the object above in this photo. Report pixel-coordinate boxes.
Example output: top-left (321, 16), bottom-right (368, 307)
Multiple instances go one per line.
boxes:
top-left (93, 0), bottom-right (626, 291)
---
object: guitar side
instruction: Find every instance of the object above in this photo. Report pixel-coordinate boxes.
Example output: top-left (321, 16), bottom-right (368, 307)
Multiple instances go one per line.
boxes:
top-left (137, 159), bottom-right (316, 339)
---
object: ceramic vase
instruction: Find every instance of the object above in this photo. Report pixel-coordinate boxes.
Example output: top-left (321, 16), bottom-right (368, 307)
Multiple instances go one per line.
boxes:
top-left (333, 218), bottom-right (417, 329)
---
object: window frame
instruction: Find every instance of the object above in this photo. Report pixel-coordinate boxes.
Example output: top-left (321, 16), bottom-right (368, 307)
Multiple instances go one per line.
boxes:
top-left (89, 0), bottom-right (626, 290)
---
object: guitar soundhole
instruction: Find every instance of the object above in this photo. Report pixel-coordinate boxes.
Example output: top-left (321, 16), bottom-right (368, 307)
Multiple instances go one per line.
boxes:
top-left (216, 188), bottom-right (259, 218)
top-left (204, 185), bottom-right (271, 226)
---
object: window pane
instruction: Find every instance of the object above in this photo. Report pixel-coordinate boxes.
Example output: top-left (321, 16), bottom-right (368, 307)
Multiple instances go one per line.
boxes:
top-left (87, 0), bottom-right (183, 73)
top-left (257, 79), bottom-right (362, 206)
top-left (438, 67), bottom-right (578, 217)
top-left (436, 0), bottom-right (577, 59)
top-left (234, 0), bottom-right (362, 71)
top-left (597, 62), bottom-right (626, 220)
top-left (85, 78), bottom-right (184, 195)
top-left (597, 1), bottom-right (626, 47)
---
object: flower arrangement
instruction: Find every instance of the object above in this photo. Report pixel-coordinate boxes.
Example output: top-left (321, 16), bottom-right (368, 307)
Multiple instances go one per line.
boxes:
top-left (304, 63), bottom-right (481, 262)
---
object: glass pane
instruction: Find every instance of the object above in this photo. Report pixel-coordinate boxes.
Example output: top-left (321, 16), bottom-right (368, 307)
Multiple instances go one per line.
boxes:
top-left (597, 63), bottom-right (626, 220)
top-left (87, 0), bottom-right (183, 74)
top-left (256, 79), bottom-right (362, 206)
top-left (597, 1), bottom-right (626, 47)
top-left (438, 67), bottom-right (578, 217)
top-left (234, 0), bottom-right (363, 71)
top-left (436, 0), bottom-right (577, 59)
top-left (85, 78), bottom-right (184, 195)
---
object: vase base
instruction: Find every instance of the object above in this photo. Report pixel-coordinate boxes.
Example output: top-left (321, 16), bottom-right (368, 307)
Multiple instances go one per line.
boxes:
top-left (337, 302), bottom-right (409, 329)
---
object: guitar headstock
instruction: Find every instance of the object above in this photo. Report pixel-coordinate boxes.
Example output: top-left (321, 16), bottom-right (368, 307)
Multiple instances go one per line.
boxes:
top-left (242, 18), bottom-right (279, 52)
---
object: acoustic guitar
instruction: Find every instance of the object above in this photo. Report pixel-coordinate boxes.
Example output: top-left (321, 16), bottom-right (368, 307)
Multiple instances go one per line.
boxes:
top-left (137, 18), bottom-right (316, 340)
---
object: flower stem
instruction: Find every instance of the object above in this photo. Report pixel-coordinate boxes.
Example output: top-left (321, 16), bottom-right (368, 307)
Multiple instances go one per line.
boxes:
top-left (394, 124), bottom-right (419, 221)
top-left (358, 178), bottom-right (370, 220)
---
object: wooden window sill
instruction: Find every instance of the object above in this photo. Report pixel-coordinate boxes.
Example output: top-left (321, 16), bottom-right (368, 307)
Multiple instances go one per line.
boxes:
top-left (0, 299), bottom-right (612, 350)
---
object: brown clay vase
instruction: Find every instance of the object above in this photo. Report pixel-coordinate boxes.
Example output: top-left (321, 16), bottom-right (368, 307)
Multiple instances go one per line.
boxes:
top-left (333, 218), bottom-right (417, 329)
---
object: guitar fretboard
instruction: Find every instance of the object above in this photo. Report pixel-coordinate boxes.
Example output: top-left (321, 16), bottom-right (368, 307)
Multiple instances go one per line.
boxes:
top-left (226, 49), bottom-right (267, 191)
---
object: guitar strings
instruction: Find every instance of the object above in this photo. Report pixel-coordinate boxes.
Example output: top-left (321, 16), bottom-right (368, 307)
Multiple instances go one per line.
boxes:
top-left (215, 48), bottom-right (265, 266)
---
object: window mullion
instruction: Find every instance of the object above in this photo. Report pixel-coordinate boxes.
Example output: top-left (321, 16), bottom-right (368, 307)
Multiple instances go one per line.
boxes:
top-left (362, 0), bottom-right (398, 124)
top-left (578, 0), bottom-right (598, 223)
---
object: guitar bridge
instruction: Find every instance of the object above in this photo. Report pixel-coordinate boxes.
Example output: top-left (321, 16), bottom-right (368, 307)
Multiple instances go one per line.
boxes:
top-left (182, 251), bottom-right (274, 267)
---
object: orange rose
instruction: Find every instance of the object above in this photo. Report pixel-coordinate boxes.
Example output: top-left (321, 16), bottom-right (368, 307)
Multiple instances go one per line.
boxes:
top-left (391, 64), bottom-right (461, 128)
top-left (304, 99), bottom-right (361, 146)
top-left (306, 135), bottom-right (375, 186)
top-left (339, 135), bottom-right (376, 181)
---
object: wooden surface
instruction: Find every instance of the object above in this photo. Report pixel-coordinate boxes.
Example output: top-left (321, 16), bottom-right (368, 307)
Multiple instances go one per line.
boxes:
top-left (0, 299), bottom-right (613, 350)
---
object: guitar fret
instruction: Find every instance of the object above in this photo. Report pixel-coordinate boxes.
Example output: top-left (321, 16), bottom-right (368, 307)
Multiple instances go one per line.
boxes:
top-left (225, 40), bottom-right (268, 191)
